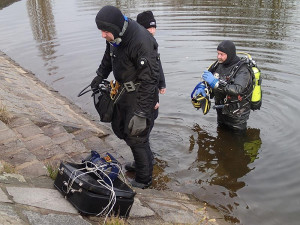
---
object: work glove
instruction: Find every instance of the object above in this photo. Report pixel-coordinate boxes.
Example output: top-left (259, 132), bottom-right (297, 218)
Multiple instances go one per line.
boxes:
top-left (202, 70), bottom-right (219, 88)
top-left (128, 115), bottom-right (147, 136)
top-left (91, 71), bottom-right (104, 92)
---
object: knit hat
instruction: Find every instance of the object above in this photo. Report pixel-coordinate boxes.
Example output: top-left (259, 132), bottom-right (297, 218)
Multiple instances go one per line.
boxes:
top-left (137, 11), bottom-right (156, 29)
top-left (217, 40), bottom-right (237, 65)
top-left (95, 5), bottom-right (125, 38)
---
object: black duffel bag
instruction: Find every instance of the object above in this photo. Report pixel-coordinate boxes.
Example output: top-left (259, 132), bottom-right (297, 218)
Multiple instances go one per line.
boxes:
top-left (93, 80), bottom-right (115, 123)
top-left (78, 80), bottom-right (118, 123)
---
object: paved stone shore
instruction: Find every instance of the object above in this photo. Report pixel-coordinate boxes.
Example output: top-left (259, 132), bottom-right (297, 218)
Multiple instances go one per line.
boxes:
top-left (0, 51), bottom-right (230, 225)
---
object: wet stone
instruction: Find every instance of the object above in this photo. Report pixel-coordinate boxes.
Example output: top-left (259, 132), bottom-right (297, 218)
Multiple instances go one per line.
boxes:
top-left (146, 200), bottom-right (204, 224)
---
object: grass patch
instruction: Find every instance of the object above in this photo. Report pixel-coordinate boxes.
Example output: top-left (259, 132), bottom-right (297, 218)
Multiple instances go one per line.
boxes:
top-left (100, 216), bottom-right (128, 225)
top-left (46, 163), bottom-right (59, 180)
top-left (0, 161), bottom-right (16, 174)
top-left (0, 103), bottom-right (11, 124)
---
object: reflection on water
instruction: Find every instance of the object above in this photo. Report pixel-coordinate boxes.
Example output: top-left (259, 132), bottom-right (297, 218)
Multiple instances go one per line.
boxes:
top-left (191, 125), bottom-right (261, 191)
top-left (0, 0), bottom-right (20, 10)
top-left (188, 126), bottom-right (261, 222)
top-left (27, 0), bottom-right (58, 76)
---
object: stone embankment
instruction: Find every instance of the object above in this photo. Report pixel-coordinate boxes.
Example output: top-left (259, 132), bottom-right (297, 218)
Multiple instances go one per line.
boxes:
top-left (0, 51), bottom-right (230, 225)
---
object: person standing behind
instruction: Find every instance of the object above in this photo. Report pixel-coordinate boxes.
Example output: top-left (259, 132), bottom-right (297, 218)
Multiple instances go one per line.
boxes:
top-left (136, 11), bottom-right (166, 98)
top-left (200, 40), bottom-right (253, 132)
top-left (124, 10), bottom-right (166, 172)
top-left (90, 5), bottom-right (160, 188)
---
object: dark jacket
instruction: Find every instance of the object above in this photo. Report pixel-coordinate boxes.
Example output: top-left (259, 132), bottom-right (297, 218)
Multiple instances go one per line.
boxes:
top-left (209, 59), bottom-right (253, 130)
top-left (158, 58), bottom-right (166, 89)
top-left (97, 19), bottom-right (160, 118)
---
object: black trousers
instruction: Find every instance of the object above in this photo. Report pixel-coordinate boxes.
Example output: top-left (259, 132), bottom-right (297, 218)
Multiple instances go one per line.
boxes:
top-left (111, 91), bottom-right (154, 184)
top-left (216, 108), bottom-right (250, 132)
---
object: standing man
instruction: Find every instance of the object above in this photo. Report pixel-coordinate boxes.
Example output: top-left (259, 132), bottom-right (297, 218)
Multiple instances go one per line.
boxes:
top-left (200, 40), bottom-right (253, 132)
top-left (90, 5), bottom-right (160, 188)
top-left (124, 10), bottom-right (166, 172)
top-left (137, 11), bottom-right (166, 97)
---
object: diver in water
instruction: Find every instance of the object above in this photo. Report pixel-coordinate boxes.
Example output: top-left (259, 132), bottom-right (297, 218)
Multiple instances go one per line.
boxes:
top-left (200, 40), bottom-right (254, 132)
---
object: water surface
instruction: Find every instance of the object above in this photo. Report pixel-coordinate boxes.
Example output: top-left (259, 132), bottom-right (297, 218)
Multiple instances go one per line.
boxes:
top-left (1, 0), bottom-right (300, 224)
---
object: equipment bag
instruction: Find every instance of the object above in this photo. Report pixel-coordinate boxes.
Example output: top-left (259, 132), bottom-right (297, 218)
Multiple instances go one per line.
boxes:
top-left (93, 80), bottom-right (118, 123)
top-left (82, 150), bottom-right (121, 184)
top-left (54, 154), bottom-right (136, 217)
top-left (77, 80), bottom-right (116, 123)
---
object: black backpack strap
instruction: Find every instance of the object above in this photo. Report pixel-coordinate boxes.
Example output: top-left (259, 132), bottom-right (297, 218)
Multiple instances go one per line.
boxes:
top-left (208, 60), bottom-right (219, 73)
top-left (229, 58), bottom-right (254, 101)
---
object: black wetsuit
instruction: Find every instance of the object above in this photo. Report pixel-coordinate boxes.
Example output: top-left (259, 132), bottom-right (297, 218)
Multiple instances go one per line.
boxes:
top-left (210, 59), bottom-right (253, 131)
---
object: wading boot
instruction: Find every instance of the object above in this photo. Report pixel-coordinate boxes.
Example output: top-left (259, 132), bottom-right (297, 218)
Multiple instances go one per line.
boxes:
top-left (125, 159), bottom-right (157, 172)
top-left (129, 179), bottom-right (152, 189)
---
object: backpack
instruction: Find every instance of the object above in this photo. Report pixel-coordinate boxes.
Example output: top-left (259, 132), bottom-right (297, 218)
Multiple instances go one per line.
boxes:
top-left (235, 52), bottom-right (262, 110)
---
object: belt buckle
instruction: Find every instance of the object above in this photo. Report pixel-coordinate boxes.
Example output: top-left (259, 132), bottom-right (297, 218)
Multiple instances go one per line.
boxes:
top-left (124, 81), bottom-right (135, 92)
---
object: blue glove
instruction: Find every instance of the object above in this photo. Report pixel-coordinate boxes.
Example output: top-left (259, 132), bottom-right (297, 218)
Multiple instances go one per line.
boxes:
top-left (202, 70), bottom-right (219, 88)
top-left (191, 82), bottom-right (206, 98)
top-left (195, 82), bottom-right (206, 97)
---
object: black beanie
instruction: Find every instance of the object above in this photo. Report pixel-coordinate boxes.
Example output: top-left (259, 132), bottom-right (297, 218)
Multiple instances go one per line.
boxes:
top-left (95, 5), bottom-right (125, 38)
top-left (137, 11), bottom-right (156, 29)
top-left (217, 40), bottom-right (237, 65)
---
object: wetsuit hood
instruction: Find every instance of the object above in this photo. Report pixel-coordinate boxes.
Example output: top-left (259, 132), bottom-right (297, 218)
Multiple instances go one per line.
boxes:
top-left (217, 40), bottom-right (239, 66)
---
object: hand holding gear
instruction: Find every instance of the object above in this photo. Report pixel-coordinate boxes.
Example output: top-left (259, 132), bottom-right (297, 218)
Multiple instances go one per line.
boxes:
top-left (128, 115), bottom-right (147, 136)
top-left (202, 70), bottom-right (219, 88)
top-left (91, 73), bottom-right (103, 92)
top-left (195, 82), bottom-right (207, 97)
top-left (191, 81), bottom-right (211, 115)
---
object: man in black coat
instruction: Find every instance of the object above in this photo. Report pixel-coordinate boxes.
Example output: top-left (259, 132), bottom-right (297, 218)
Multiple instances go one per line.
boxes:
top-left (202, 40), bottom-right (253, 132)
top-left (124, 10), bottom-right (166, 172)
top-left (90, 5), bottom-right (160, 188)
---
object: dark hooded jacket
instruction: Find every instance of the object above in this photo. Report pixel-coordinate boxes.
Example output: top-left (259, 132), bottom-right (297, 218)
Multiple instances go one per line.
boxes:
top-left (96, 18), bottom-right (160, 119)
top-left (95, 6), bottom-right (160, 184)
top-left (209, 40), bottom-right (253, 130)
